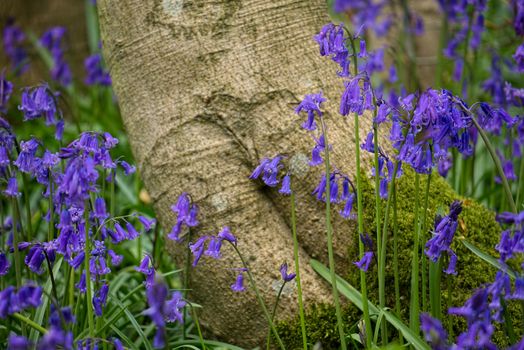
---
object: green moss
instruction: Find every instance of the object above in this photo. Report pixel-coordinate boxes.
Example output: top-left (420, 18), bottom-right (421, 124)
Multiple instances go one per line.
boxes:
top-left (277, 169), bottom-right (521, 349)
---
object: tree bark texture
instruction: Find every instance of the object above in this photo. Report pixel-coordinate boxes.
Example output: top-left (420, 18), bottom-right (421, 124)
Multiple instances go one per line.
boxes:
top-left (95, 0), bottom-right (435, 345)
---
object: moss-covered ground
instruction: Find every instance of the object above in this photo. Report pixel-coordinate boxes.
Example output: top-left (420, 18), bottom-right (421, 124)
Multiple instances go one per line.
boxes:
top-left (277, 169), bottom-right (522, 349)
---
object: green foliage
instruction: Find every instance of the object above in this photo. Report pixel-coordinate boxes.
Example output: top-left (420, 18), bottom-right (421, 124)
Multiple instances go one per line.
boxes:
top-left (277, 169), bottom-right (512, 348)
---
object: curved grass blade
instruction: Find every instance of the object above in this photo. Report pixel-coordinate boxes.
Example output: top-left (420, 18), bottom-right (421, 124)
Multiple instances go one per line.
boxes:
top-left (110, 324), bottom-right (140, 350)
top-left (29, 257), bottom-right (63, 343)
top-left (310, 259), bottom-right (430, 350)
top-left (111, 297), bottom-right (154, 350)
top-left (460, 239), bottom-right (516, 279)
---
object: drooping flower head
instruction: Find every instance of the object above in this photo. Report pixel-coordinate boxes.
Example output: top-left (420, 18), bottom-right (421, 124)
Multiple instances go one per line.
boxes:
top-left (295, 92), bottom-right (326, 131)
top-left (3, 19), bottom-right (29, 75)
top-left (168, 192), bottom-right (199, 242)
top-left (425, 200), bottom-right (462, 275)
top-left (84, 53), bottom-right (112, 86)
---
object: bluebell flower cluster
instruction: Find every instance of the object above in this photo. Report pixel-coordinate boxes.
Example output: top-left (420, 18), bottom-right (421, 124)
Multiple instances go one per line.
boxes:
top-left (312, 171), bottom-right (358, 220)
top-left (425, 200), bottom-right (462, 275)
top-left (2, 19), bottom-right (29, 75)
top-left (250, 155), bottom-right (292, 195)
top-left (168, 192), bottom-right (199, 241)
top-left (420, 313), bottom-right (449, 350)
top-left (84, 53), bottom-right (112, 86)
top-left (19, 85), bottom-right (64, 140)
top-left (40, 27), bottom-right (72, 87)
top-left (0, 283), bottom-right (42, 317)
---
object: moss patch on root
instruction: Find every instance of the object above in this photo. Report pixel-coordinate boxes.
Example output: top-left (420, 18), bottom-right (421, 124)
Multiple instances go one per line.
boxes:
top-left (277, 169), bottom-right (520, 349)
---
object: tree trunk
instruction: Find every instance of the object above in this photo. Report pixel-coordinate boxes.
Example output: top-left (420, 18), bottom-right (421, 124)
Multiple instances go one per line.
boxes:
top-left (97, 0), bottom-right (375, 345)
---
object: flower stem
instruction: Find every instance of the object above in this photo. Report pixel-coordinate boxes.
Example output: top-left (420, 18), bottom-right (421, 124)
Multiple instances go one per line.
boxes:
top-left (420, 172), bottom-right (432, 313)
top-left (11, 198), bottom-right (22, 288)
top-left (429, 259), bottom-right (442, 320)
top-left (392, 182), bottom-right (403, 344)
top-left (409, 173), bottom-right (421, 333)
top-left (290, 183), bottom-right (308, 350)
top-left (470, 115), bottom-right (517, 213)
top-left (230, 244), bottom-right (286, 350)
top-left (320, 121), bottom-right (348, 350)
top-left (373, 122), bottom-right (387, 343)
top-left (84, 203), bottom-right (95, 337)
top-left (267, 281), bottom-right (287, 350)
top-left (348, 34), bottom-right (372, 349)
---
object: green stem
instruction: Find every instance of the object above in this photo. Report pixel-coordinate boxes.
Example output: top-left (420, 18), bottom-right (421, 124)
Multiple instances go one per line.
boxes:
top-left (409, 173), bottom-right (421, 333)
top-left (320, 121), bottom-right (348, 350)
top-left (48, 179), bottom-right (54, 241)
top-left (348, 35), bottom-right (372, 349)
top-left (420, 173), bottom-right (432, 313)
top-left (373, 123), bottom-right (387, 343)
top-left (470, 116), bottom-right (517, 213)
top-left (11, 198), bottom-right (22, 288)
top-left (21, 174), bottom-right (33, 241)
top-left (429, 260), bottom-right (442, 320)
top-left (190, 304), bottom-right (207, 350)
top-left (12, 313), bottom-right (48, 334)
top-left (183, 229), bottom-right (192, 340)
top-left (267, 282), bottom-right (287, 350)
top-left (84, 203), bottom-right (95, 337)
top-left (290, 186), bottom-right (308, 350)
top-left (392, 184), bottom-right (403, 344)
top-left (516, 150), bottom-right (524, 208)
top-left (230, 244), bottom-right (286, 350)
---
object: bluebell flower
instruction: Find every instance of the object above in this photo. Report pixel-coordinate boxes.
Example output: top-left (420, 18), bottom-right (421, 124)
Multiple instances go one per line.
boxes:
top-left (514, 0), bottom-right (524, 35)
top-left (358, 39), bottom-right (367, 58)
top-left (231, 271), bottom-right (246, 292)
top-left (189, 236), bottom-right (207, 266)
top-left (2, 20), bottom-right (29, 75)
top-left (279, 174), bottom-right (291, 195)
top-left (135, 255), bottom-right (155, 289)
top-left (0, 252), bottom-right (9, 275)
top-left (420, 313), bottom-right (449, 350)
top-left (310, 134), bottom-right (328, 166)
top-left (218, 226), bottom-right (237, 245)
top-left (8, 334), bottom-right (32, 350)
top-left (120, 160), bottom-right (136, 175)
top-left (138, 215), bottom-right (156, 232)
top-left (84, 53), bottom-right (112, 86)
top-left (168, 193), bottom-right (199, 241)
top-left (0, 75), bottom-right (13, 112)
top-left (76, 271), bottom-right (87, 293)
top-left (250, 155), bottom-right (284, 187)
top-left (14, 138), bottom-right (39, 173)
top-left (40, 27), bottom-right (72, 87)
top-left (340, 78), bottom-right (362, 116)
top-left (93, 197), bottom-right (108, 220)
top-left (165, 291), bottom-right (186, 323)
top-left (92, 283), bottom-right (109, 316)
top-left (205, 236), bottom-right (223, 259)
top-left (0, 283), bottom-right (42, 318)
top-left (354, 251), bottom-right (373, 272)
top-left (4, 177), bottom-right (20, 197)
top-left (361, 131), bottom-right (374, 152)
top-left (295, 92), bottom-right (326, 130)
top-left (448, 288), bottom-right (497, 349)
top-left (125, 222), bottom-right (140, 240)
top-left (314, 24), bottom-right (350, 76)
top-left (144, 280), bottom-right (185, 349)
top-left (425, 200), bottom-right (462, 275)
top-left (340, 193), bottom-right (356, 219)
top-left (514, 43), bottom-right (524, 72)
top-left (280, 263), bottom-right (296, 282)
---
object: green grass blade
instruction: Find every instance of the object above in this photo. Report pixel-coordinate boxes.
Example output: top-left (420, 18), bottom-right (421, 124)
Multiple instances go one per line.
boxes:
top-left (310, 259), bottom-right (430, 350)
top-left (460, 239), bottom-right (516, 279)
top-left (110, 324), bottom-right (140, 350)
top-left (170, 338), bottom-right (246, 350)
top-left (111, 297), bottom-right (154, 350)
top-left (29, 257), bottom-right (63, 343)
